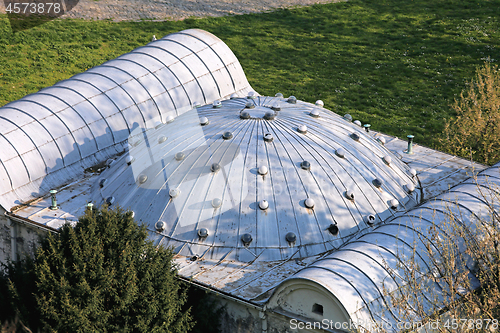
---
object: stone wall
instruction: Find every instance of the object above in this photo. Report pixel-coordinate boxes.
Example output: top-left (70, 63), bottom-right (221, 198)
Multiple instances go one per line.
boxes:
top-left (0, 207), bottom-right (11, 265)
top-left (213, 294), bottom-right (338, 333)
top-left (0, 209), bottom-right (50, 265)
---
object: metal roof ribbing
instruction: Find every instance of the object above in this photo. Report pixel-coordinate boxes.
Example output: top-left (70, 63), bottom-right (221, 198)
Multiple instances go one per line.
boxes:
top-left (92, 97), bottom-right (418, 262)
top-left (0, 29), bottom-right (253, 210)
top-left (272, 162), bottom-right (500, 331)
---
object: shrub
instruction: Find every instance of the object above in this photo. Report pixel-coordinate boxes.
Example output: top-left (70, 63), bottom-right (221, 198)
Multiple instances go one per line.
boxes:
top-left (442, 62), bottom-right (500, 165)
top-left (1, 206), bottom-right (194, 333)
top-left (381, 173), bottom-right (500, 332)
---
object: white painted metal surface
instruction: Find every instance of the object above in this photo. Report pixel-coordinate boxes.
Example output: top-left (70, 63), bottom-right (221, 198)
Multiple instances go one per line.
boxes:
top-left (90, 97), bottom-right (420, 262)
top-left (0, 29), bottom-right (253, 210)
top-left (381, 134), bottom-right (486, 199)
top-left (3, 29), bottom-right (495, 329)
top-left (9, 100), bottom-right (491, 304)
top-left (270, 162), bottom-right (500, 331)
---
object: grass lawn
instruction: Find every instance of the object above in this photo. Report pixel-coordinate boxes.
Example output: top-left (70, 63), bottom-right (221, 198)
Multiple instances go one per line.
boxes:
top-left (0, 0), bottom-right (499, 152)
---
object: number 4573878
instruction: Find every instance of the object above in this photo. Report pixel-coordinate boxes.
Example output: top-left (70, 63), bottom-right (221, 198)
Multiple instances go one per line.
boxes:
top-left (5, 2), bottom-right (61, 14)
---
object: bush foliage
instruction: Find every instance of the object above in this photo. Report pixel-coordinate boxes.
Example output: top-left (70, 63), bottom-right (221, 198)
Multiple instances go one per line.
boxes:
top-left (0, 207), bottom-right (194, 333)
top-left (442, 62), bottom-right (500, 165)
top-left (381, 175), bottom-right (500, 332)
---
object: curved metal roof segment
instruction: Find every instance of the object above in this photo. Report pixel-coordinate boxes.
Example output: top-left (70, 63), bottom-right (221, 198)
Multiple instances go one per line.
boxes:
top-left (91, 96), bottom-right (419, 262)
top-left (0, 29), bottom-right (253, 210)
top-left (269, 162), bottom-right (500, 331)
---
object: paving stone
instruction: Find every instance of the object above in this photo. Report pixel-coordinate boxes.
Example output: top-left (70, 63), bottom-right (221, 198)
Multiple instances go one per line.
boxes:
top-left (1, 0), bottom-right (345, 21)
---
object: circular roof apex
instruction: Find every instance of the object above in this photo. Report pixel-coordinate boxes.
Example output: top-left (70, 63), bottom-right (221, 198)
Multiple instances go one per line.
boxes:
top-left (92, 97), bottom-right (419, 262)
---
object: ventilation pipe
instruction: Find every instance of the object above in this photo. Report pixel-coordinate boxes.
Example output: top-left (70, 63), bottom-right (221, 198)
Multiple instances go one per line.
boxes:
top-left (49, 190), bottom-right (58, 210)
top-left (406, 135), bottom-right (414, 154)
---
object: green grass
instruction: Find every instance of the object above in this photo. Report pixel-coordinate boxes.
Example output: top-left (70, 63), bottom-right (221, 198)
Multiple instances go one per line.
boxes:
top-left (1, 0), bottom-right (499, 150)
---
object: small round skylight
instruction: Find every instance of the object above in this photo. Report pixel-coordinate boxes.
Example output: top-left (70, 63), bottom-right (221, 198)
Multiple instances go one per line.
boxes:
top-left (377, 136), bottom-right (386, 145)
top-left (328, 224), bottom-right (339, 235)
top-left (222, 131), bottom-right (233, 140)
top-left (300, 161), bottom-right (311, 170)
top-left (158, 135), bottom-right (167, 144)
top-left (304, 198), bottom-right (315, 209)
top-left (288, 96), bottom-right (297, 104)
top-left (275, 92), bottom-right (284, 98)
top-left (211, 163), bottom-right (221, 173)
top-left (240, 111), bottom-right (251, 119)
top-left (241, 233), bottom-right (253, 245)
top-left (106, 196), bottom-right (115, 205)
top-left (372, 179), bottom-right (383, 188)
top-left (389, 199), bottom-right (399, 209)
top-left (164, 115), bottom-right (174, 124)
top-left (230, 93), bottom-right (238, 99)
top-left (264, 111), bottom-right (276, 120)
top-left (297, 125), bottom-right (308, 134)
top-left (198, 228), bottom-right (209, 238)
top-left (271, 103), bottom-right (281, 111)
top-left (365, 214), bottom-right (376, 225)
top-left (259, 199), bottom-right (269, 210)
top-left (383, 156), bottom-right (392, 165)
top-left (344, 114), bottom-right (353, 122)
top-left (155, 220), bottom-right (165, 231)
top-left (211, 198), bottom-right (222, 208)
top-left (200, 117), bottom-right (209, 126)
top-left (405, 183), bottom-right (415, 193)
top-left (258, 166), bottom-right (268, 175)
top-left (286, 232), bottom-right (297, 243)
top-left (351, 133), bottom-right (360, 141)
top-left (245, 101), bottom-right (255, 109)
top-left (315, 100), bottom-right (324, 107)
top-left (169, 188), bottom-right (180, 198)
top-left (247, 91), bottom-right (257, 99)
top-left (126, 155), bottom-right (135, 165)
top-left (175, 152), bottom-right (185, 161)
top-left (335, 148), bottom-right (345, 158)
top-left (137, 174), bottom-right (148, 184)
top-left (345, 190), bottom-right (355, 201)
top-left (354, 120), bottom-right (362, 126)
top-left (99, 178), bottom-right (107, 188)
top-left (409, 168), bottom-right (417, 177)
top-left (310, 109), bottom-right (320, 118)
top-left (213, 100), bottom-right (222, 108)
top-left (264, 133), bottom-right (274, 142)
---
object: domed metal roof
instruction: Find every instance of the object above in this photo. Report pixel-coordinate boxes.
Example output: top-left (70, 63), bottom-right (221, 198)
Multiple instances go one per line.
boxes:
top-left (268, 162), bottom-right (500, 330)
top-left (91, 96), bottom-right (420, 261)
top-left (0, 29), bottom-right (253, 210)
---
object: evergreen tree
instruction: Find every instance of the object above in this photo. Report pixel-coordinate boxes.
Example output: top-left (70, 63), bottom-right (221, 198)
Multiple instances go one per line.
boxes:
top-left (1, 206), bottom-right (194, 333)
top-left (0, 257), bottom-right (38, 331)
